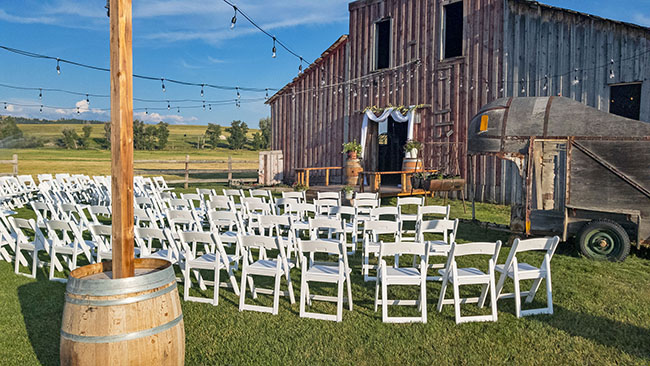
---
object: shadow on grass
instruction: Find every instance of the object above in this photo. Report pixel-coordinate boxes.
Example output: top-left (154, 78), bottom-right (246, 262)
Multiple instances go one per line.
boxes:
top-left (537, 305), bottom-right (650, 361)
top-left (17, 270), bottom-right (65, 366)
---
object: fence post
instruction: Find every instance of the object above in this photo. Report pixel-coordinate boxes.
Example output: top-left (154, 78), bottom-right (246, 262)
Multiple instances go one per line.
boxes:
top-left (184, 154), bottom-right (190, 189)
top-left (12, 154), bottom-right (17, 176)
top-left (227, 156), bottom-right (233, 186)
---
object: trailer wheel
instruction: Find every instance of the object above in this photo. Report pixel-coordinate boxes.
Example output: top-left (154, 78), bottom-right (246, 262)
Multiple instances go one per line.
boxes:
top-left (578, 220), bottom-right (630, 262)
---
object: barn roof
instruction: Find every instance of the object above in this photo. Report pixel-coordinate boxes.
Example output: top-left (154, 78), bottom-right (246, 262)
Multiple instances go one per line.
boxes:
top-left (266, 35), bottom-right (348, 104)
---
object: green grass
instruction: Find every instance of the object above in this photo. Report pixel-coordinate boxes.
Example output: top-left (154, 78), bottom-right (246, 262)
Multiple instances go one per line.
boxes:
top-left (1, 195), bottom-right (649, 365)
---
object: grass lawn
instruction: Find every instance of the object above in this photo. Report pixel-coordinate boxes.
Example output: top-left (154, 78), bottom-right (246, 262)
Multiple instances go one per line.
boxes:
top-left (1, 195), bottom-right (649, 365)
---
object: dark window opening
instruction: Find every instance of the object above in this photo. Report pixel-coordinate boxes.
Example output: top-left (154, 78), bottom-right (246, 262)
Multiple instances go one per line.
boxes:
top-left (375, 19), bottom-right (391, 70)
top-left (610, 83), bottom-right (642, 120)
top-left (443, 1), bottom-right (463, 59)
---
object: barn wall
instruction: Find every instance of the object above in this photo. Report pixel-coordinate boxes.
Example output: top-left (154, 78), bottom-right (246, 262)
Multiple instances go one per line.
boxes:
top-left (269, 0), bottom-right (650, 203)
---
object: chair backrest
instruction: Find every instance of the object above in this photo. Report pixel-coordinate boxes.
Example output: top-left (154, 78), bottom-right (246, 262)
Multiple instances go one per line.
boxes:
top-left (240, 234), bottom-right (280, 251)
top-left (416, 218), bottom-right (458, 243)
top-left (134, 227), bottom-right (179, 258)
top-left (317, 191), bottom-right (341, 201)
top-left (378, 241), bottom-right (429, 259)
top-left (314, 199), bottom-right (339, 215)
top-left (167, 209), bottom-right (202, 232)
top-left (282, 191), bottom-right (305, 203)
top-left (258, 215), bottom-right (293, 238)
top-left (273, 197), bottom-right (298, 215)
top-left (418, 205), bottom-right (450, 220)
top-left (449, 241), bottom-right (502, 263)
top-left (308, 217), bottom-right (345, 240)
top-left (355, 198), bottom-right (379, 209)
top-left (355, 192), bottom-right (378, 200)
top-left (286, 202), bottom-right (316, 220)
top-left (196, 188), bottom-right (216, 200)
top-left (167, 198), bottom-right (193, 210)
top-left (207, 196), bottom-right (233, 211)
top-left (46, 220), bottom-right (84, 247)
top-left (223, 189), bottom-right (245, 204)
top-left (502, 236), bottom-right (560, 271)
top-left (397, 196), bottom-right (425, 208)
top-left (249, 189), bottom-right (273, 202)
top-left (88, 205), bottom-right (112, 225)
top-left (208, 210), bottom-right (244, 233)
top-left (89, 224), bottom-right (112, 253)
top-left (298, 238), bottom-right (342, 256)
top-left (369, 206), bottom-right (398, 221)
top-left (364, 220), bottom-right (400, 241)
top-left (178, 230), bottom-right (215, 260)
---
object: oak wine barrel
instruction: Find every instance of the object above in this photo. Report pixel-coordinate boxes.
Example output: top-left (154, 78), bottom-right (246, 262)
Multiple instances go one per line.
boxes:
top-left (60, 258), bottom-right (185, 366)
top-left (402, 158), bottom-right (424, 191)
top-left (345, 158), bottom-right (363, 186)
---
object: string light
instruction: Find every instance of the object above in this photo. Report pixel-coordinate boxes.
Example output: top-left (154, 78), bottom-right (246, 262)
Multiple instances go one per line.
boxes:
top-left (3, 102), bottom-right (6, 109)
top-left (236, 86), bottom-right (241, 99)
top-left (265, 88), bottom-right (269, 100)
top-left (521, 78), bottom-right (526, 94)
top-left (38, 88), bottom-right (42, 100)
top-left (86, 94), bottom-right (90, 104)
top-left (56, 58), bottom-right (61, 74)
top-left (208, 104), bottom-right (212, 111)
top-left (202, 101), bottom-right (206, 110)
top-left (145, 108), bottom-right (148, 114)
top-left (161, 78), bottom-right (166, 92)
top-left (573, 68), bottom-right (580, 85)
top-left (542, 75), bottom-right (548, 91)
top-left (230, 6), bottom-right (237, 29)
top-left (609, 59), bottom-right (615, 79)
top-left (39, 105), bottom-right (42, 113)
top-left (177, 106), bottom-right (180, 114)
top-left (200, 84), bottom-right (204, 97)
top-left (298, 57), bottom-right (303, 74)
top-left (272, 37), bottom-right (277, 58)
top-left (76, 106), bottom-right (80, 114)
top-left (167, 101), bottom-right (170, 110)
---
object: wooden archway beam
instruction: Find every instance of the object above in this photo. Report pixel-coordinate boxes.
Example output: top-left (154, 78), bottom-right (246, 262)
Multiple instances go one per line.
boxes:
top-left (110, 0), bottom-right (134, 278)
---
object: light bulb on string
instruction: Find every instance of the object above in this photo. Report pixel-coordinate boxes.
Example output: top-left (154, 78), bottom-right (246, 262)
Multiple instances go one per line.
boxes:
top-left (161, 78), bottom-right (166, 92)
top-left (200, 84), bottom-right (204, 97)
top-left (521, 78), bottom-right (526, 94)
top-left (202, 101), bottom-right (206, 110)
top-left (543, 75), bottom-right (548, 91)
top-left (3, 102), bottom-right (6, 110)
top-left (39, 105), bottom-right (43, 113)
top-left (39, 88), bottom-right (42, 100)
top-left (86, 94), bottom-right (90, 104)
top-left (265, 88), bottom-right (269, 100)
top-left (167, 101), bottom-right (170, 110)
top-left (298, 57), bottom-right (303, 74)
top-left (236, 87), bottom-right (241, 99)
top-left (56, 58), bottom-right (61, 75)
top-left (76, 106), bottom-right (80, 114)
top-left (271, 37), bottom-right (277, 58)
top-left (230, 6), bottom-right (237, 29)
top-left (145, 108), bottom-right (148, 115)
top-left (609, 59), bottom-right (615, 79)
top-left (177, 107), bottom-right (180, 114)
top-left (208, 104), bottom-right (212, 111)
top-left (572, 68), bottom-right (580, 85)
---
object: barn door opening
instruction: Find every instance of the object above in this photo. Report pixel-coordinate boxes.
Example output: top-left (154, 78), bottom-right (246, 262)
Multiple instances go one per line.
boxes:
top-left (378, 116), bottom-right (407, 185)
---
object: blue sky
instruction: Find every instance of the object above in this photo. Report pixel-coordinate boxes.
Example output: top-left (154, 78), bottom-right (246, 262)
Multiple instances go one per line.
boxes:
top-left (0, 0), bottom-right (648, 128)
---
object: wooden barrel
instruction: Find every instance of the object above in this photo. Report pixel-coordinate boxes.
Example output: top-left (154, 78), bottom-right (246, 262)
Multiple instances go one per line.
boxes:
top-left (60, 259), bottom-right (185, 366)
top-left (345, 158), bottom-right (363, 186)
top-left (402, 158), bottom-right (424, 191)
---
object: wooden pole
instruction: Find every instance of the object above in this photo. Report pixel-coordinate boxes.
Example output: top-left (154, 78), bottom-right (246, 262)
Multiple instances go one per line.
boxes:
top-left (227, 156), bottom-right (232, 186)
top-left (12, 154), bottom-right (17, 176)
top-left (184, 154), bottom-right (190, 189)
top-left (110, 0), bottom-right (134, 278)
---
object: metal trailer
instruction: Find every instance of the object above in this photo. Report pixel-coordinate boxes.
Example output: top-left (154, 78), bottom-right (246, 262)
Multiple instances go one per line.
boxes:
top-left (468, 97), bottom-right (650, 261)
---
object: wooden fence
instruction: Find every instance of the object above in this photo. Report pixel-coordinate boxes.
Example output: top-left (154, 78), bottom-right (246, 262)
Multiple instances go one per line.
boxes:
top-left (134, 155), bottom-right (258, 189)
top-left (0, 154), bottom-right (18, 177)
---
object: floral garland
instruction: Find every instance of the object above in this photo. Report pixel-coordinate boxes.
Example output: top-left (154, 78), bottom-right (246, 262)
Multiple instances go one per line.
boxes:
top-left (362, 103), bottom-right (429, 114)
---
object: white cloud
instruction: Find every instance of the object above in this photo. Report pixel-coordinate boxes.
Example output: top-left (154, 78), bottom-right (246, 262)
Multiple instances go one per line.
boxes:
top-left (75, 99), bottom-right (90, 113)
top-left (632, 13), bottom-right (650, 27)
top-left (134, 111), bottom-right (197, 124)
top-left (0, 9), bottom-right (55, 24)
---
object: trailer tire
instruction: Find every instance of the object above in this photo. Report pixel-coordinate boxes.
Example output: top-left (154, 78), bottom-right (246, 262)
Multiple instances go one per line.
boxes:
top-left (578, 220), bottom-right (630, 262)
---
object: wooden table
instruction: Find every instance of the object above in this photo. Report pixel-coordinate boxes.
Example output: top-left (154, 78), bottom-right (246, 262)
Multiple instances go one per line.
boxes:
top-left (358, 169), bottom-right (438, 193)
top-left (295, 166), bottom-right (342, 187)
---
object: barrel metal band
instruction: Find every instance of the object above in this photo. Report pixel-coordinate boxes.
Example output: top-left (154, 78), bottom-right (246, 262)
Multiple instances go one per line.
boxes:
top-left (66, 265), bottom-right (175, 296)
top-left (64, 283), bottom-right (176, 307)
top-left (60, 314), bottom-right (183, 343)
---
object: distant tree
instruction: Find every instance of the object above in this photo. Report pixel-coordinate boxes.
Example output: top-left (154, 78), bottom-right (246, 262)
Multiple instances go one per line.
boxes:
top-left (60, 128), bottom-right (79, 149)
top-left (227, 120), bottom-right (248, 150)
top-left (156, 121), bottom-right (169, 149)
top-left (251, 132), bottom-right (266, 150)
top-left (144, 125), bottom-right (158, 150)
top-left (103, 122), bottom-right (111, 149)
top-left (80, 124), bottom-right (92, 148)
top-left (133, 120), bottom-right (146, 150)
top-left (259, 116), bottom-right (271, 149)
top-left (205, 123), bottom-right (222, 149)
top-left (0, 117), bottom-right (23, 141)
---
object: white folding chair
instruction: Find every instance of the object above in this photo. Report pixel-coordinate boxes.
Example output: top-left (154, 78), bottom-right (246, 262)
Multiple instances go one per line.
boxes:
top-left (207, 210), bottom-right (245, 247)
top-left (135, 227), bottom-right (181, 267)
top-left (45, 220), bottom-right (94, 282)
top-left (317, 191), bottom-right (341, 203)
top-left (88, 224), bottom-right (140, 262)
top-left (239, 234), bottom-right (295, 315)
top-left (354, 192), bottom-right (378, 200)
top-left (10, 217), bottom-right (45, 278)
top-left (207, 196), bottom-right (234, 211)
top-left (397, 196), bottom-right (425, 241)
top-left (249, 189), bottom-right (273, 204)
top-left (314, 199), bottom-right (339, 217)
top-left (328, 205), bottom-right (358, 253)
top-left (437, 241), bottom-right (502, 324)
top-left (88, 205), bottom-right (112, 225)
top-left (179, 231), bottom-right (240, 305)
top-left (282, 191), bottom-right (305, 203)
top-left (494, 236), bottom-right (560, 318)
top-left (298, 238), bottom-right (352, 322)
top-left (362, 220), bottom-right (401, 282)
top-left (374, 241), bottom-right (430, 323)
top-left (416, 218), bottom-right (459, 280)
top-left (223, 189), bottom-right (245, 210)
top-left (258, 215), bottom-right (297, 265)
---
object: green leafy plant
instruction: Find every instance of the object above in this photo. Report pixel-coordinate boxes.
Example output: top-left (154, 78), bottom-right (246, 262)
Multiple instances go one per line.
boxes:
top-left (341, 185), bottom-right (354, 194)
top-left (341, 140), bottom-right (362, 155)
top-left (292, 182), bottom-right (309, 191)
top-left (403, 139), bottom-right (423, 152)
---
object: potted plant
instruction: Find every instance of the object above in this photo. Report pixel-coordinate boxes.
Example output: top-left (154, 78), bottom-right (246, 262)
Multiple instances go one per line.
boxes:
top-left (411, 172), bottom-right (424, 190)
top-left (292, 182), bottom-right (309, 192)
top-left (342, 140), bottom-right (363, 160)
top-left (341, 185), bottom-right (354, 200)
top-left (427, 172), bottom-right (445, 191)
top-left (404, 140), bottom-right (423, 159)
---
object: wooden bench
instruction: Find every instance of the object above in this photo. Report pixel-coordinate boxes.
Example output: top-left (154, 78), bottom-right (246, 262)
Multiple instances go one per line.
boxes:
top-left (295, 166), bottom-right (342, 187)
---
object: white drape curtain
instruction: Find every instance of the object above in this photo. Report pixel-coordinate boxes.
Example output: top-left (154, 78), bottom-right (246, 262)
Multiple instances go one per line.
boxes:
top-left (359, 107), bottom-right (415, 159)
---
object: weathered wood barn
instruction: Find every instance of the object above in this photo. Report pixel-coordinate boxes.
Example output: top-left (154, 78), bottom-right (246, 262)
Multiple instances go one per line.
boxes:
top-left (267, 0), bottom-right (650, 203)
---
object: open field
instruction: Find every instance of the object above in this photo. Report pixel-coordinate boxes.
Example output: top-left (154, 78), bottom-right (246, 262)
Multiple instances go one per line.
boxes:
top-left (0, 148), bottom-right (259, 180)
top-left (0, 195), bottom-right (649, 365)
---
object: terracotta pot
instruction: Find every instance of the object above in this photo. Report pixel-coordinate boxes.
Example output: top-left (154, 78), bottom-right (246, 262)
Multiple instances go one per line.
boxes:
top-left (347, 151), bottom-right (358, 160)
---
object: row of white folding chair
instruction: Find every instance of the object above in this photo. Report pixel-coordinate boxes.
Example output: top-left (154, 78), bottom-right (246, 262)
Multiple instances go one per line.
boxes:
top-left (44, 219), bottom-right (95, 282)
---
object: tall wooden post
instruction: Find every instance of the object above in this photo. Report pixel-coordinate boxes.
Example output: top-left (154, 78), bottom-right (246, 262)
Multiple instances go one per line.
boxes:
top-left (110, 0), bottom-right (134, 278)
